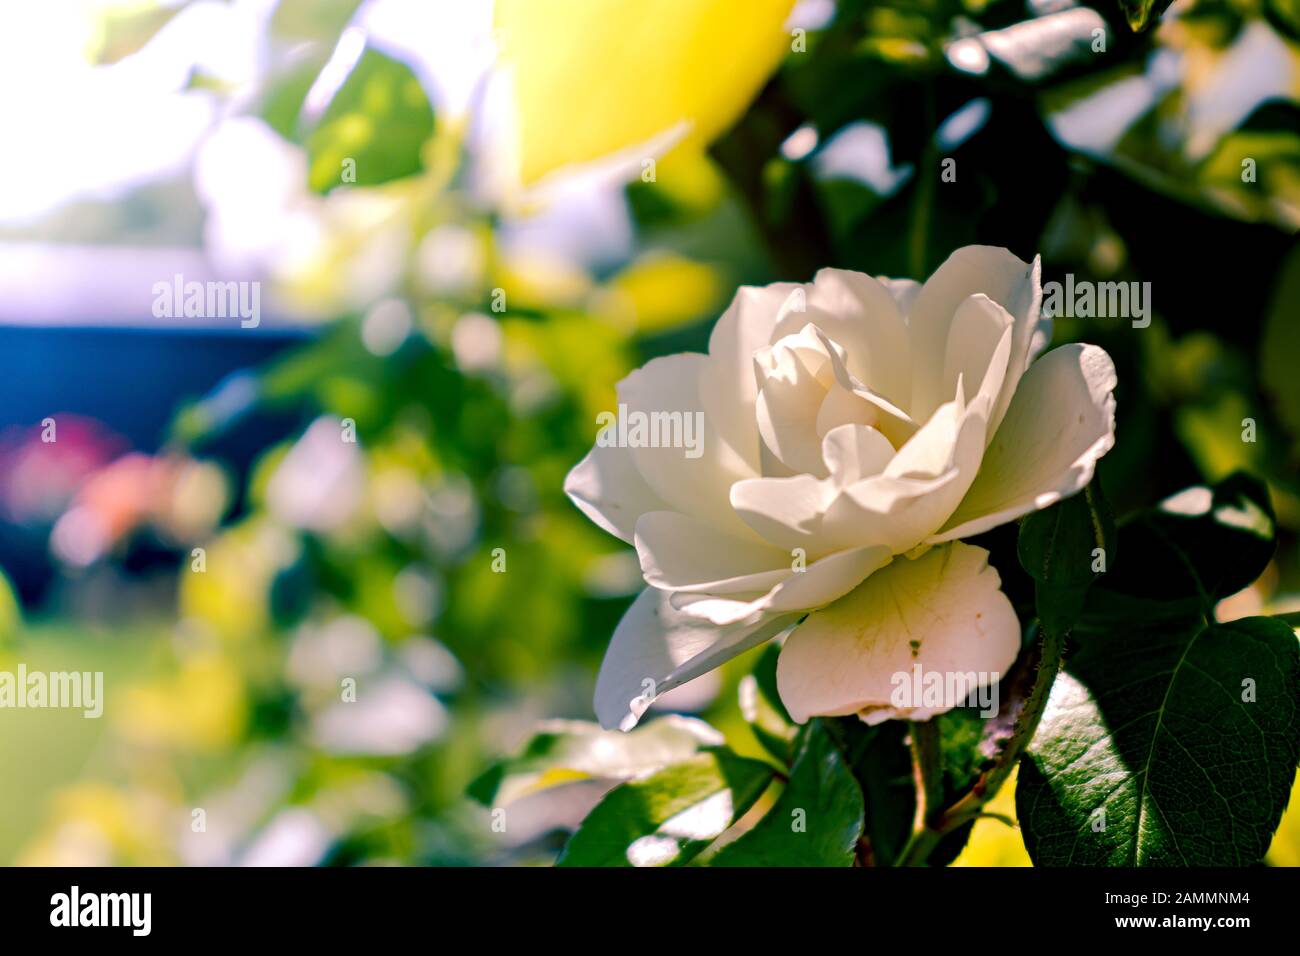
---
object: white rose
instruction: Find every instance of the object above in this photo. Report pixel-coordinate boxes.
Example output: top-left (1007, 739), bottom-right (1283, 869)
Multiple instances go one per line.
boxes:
top-left (566, 246), bottom-right (1117, 730)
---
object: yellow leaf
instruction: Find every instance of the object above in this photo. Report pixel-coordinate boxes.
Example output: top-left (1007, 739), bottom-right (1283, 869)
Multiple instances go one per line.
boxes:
top-left (495, 0), bottom-right (796, 185)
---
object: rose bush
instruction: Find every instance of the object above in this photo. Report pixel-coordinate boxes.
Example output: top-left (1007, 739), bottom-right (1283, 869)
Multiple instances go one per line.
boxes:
top-left (566, 246), bottom-right (1117, 730)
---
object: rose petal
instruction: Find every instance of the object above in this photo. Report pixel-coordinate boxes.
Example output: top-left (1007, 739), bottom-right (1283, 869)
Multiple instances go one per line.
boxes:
top-left (672, 544), bottom-right (893, 627)
top-left (788, 268), bottom-right (913, 408)
top-left (817, 387), bottom-right (995, 555)
top-left (808, 313), bottom-right (1014, 554)
top-left (729, 474), bottom-right (831, 553)
top-left (821, 423), bottom-right (897, 485)
top-left (821, 473), bottom-right (969, 556)
top-left (775, 541), bottom-right (1020, 723)
top-left (942, 294), bottom-right (1014, 406)
top-left (814, 382), bottom-right (877, 439)
top-left (820, 336), bottom-right (918, 448)
top-left (635, 510), bottom-right (792, 593)
top-left (929, 343), bottom-right (1117, 542)
top-left (564, 442), bottom-right (671, 543)
top-left (594, 587), bottom-right (799, 730)
top-left (880, 277), bottom-right (922, 312)
top-left (906, 247), bottom-right (1044, 427)
top-left (702, 282), bottom-right (803, 471)
top-left (728, 424), bottom-right (901, 554)
top-left (754, 327), bottom-right (839, 477)
top-left (620, 353), bottom-right (758, 539)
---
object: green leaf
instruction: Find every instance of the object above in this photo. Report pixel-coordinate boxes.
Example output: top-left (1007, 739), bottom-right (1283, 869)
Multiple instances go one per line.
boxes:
top-left (468, 716), bottom-right (723, 807)
top-left (1017, 616), bottom-right (1300, 865)
top-left (1018, 481), bottom-right (1116, 590)
top-left (557, 749), bottom-right (775, 867)
top-left (825, 718), bottom-right (915, 865)
top-left (305, 47), bottom-right (435, 193)
top-left (710, 722), bottom-right (864, 866)
top-left (1018, 480), bottom-right (1116, 635)
top-left (739, 643), bottom-right (799, 766)
top-left (1080, 473), bottom-right (1275, 628)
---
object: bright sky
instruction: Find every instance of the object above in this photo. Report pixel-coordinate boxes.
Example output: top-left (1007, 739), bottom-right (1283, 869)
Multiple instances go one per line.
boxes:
top-left (0, 0), bottom-right (496, 226)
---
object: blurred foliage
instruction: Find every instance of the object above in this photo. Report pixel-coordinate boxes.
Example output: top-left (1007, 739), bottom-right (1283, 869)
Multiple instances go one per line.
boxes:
top-left (305, 47), bottom-right (435, 193)
top-left (2, 0), bottom-right (1298, 866)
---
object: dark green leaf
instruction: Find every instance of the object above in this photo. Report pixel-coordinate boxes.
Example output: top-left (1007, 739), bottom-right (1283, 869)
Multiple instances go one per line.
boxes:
top-left (1018, 616), bottom-right (1300, 865)
top-left (556, 749), bottom-right (774, 867)
top-left (739, 643), bottom-right (799, 766)
top-left (1019, 480), bottom-right (1116, 634)
top-left (825, 718), bottom-right (915, 865)
top-left (1081, 473), bottom-right (1275, 628)
top-left (710, 722), bottom-right (864, 866)
top-left (1019, 481), bottom-right (1117, 589)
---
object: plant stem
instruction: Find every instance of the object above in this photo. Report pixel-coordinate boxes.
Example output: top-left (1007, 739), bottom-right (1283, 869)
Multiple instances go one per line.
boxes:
top-left (946, 622), bottom-right (1067, 822)
top-left (897, 718), bottom-right (944, 866)
top-left (907, 79), bottom-right (938, 279)
top-left (895, 622), bottom-right (1068, 866)
top-left (910, 718), bottom-right (945, 829)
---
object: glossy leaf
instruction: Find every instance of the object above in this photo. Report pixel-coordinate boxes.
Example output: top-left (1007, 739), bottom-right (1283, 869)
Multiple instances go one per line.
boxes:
top-left (556, 749), bottom-right (774, 867)
top-left (825, 718), bottom-right (915, 865)
top-left (711, 721), bottom-right (864, 866)
top-left (1079, 473), bottom-right (1275, 628)
top-left (1018, 616), bottom-right (1300, 865)
top-left (1018, 480), bottom-right (1116, 591)
top-left (1019, 479), bottom-right (1117, 635)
